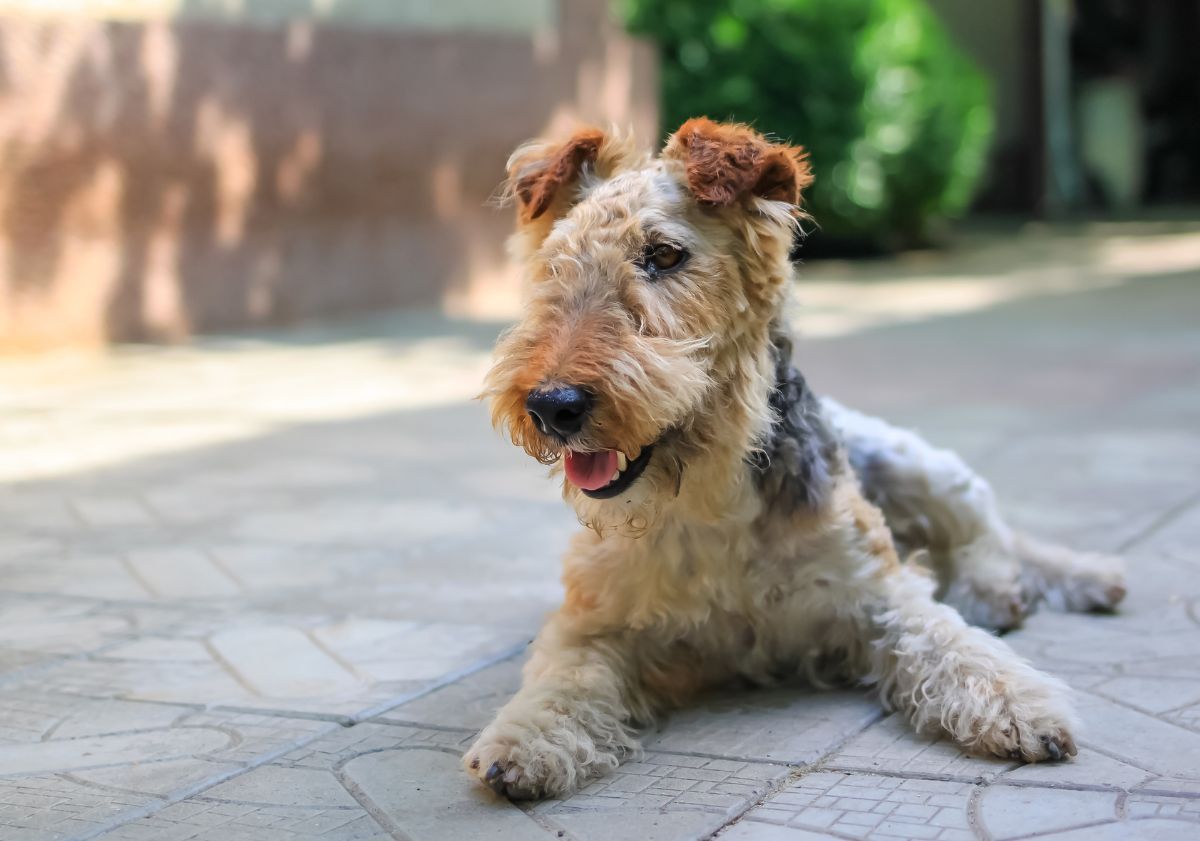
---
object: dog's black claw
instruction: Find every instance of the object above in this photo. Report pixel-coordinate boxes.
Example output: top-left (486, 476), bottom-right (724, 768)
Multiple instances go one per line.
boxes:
top-left (1043, 736), bottom-right (1063, 761)
top-left (485, 761), bottom-right (507, 794)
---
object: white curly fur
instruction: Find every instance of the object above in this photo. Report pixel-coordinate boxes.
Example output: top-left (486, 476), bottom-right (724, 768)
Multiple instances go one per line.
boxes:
top-left (825, 398), bottom-right (1127, 629)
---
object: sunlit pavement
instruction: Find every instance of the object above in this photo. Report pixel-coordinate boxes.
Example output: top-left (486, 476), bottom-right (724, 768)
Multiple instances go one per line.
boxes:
top-left (1, 223), bottom-right (1199, 840)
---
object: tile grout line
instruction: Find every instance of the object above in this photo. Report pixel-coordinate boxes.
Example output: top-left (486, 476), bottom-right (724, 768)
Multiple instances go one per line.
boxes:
top-left (818, 759), bottom-right (1200, 801)
top-left (1116, 487), bottom-right (1200, 554)
top-left (65, 719), bottom-right (343, 841)
top-left (822, 763), bottom-right (1007, 785)
top-left (967, 783), bottom-right (991, 841)
top-left (1078, 684), bottom-right (1200, 740)
top-left (347, 640), bottom-right (529, 725)
top-left (698, 707), bottom-right (888, 840)
top-left (698, 768), bottom-right (806, 841)
top-left (1002, 817), bottom-right (1120, 841)
top-left (60, 642), bottom-right (529, 840)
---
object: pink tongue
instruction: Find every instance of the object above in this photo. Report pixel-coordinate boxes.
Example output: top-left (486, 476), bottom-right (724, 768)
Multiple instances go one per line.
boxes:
top-left (564, 450), bottom-right (620, 491)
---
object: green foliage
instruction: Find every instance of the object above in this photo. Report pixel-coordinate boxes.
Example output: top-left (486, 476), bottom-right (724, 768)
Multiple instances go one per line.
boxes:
top-left (622, 0), bottom-right (994, 247)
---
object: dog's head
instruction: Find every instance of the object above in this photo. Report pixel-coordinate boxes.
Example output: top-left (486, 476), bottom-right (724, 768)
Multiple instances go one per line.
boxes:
top-left (485, 119), bottom-right (811, 531)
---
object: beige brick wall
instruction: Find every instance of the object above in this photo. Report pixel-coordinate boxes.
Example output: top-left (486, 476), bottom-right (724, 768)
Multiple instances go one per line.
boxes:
top-left (0, 0), bottom-right (557, 32)
top-left (0, 0), bottom-right (657, 348)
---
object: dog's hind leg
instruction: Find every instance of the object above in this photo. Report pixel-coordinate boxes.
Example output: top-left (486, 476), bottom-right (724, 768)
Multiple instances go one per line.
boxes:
top-left (868, 561), bottom-right (1079, 763)
top-left (812, 478), bottom-right (1078, 762)
top-left (822, 398), bottom-right (1126, 629)
top-left (1013, 532), bottom-right (1126, 613)
top-left (823, 397), bottom-right (1028, 629)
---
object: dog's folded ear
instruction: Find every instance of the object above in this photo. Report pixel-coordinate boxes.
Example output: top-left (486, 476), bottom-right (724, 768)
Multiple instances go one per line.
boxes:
top-left (664, 118), bottom-right (812, 207)
top-left (507, 128), bottom-right (607, 224)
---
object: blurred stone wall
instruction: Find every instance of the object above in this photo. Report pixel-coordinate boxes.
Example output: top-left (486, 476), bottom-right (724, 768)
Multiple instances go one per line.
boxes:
top-left (0, 0), bottom-right (658, 348)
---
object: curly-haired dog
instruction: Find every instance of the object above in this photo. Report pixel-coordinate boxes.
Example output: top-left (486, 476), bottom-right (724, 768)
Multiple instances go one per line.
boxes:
top-left (464, 119), bottom-right (1127, 799)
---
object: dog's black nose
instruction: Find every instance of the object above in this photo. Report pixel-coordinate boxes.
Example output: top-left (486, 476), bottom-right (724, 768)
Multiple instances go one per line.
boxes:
top-left (526, 386), bottom-right (591, 438)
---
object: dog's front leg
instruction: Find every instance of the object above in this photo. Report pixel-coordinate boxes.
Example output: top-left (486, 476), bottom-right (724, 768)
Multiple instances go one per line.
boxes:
top-left (868, 563), bottom-right (1078, 762)
top-left (463, 616), bottom-right (642, 800)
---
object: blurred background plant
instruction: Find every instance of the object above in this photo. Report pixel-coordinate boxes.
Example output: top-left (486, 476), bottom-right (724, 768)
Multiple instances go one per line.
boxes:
top-left (623, 0), bottom-right (995, 252)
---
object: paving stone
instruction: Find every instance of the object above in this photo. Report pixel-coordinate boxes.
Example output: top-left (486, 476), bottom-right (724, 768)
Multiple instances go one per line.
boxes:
top-left (1092, 675), bottom-right (1200, 716)
top-left (0, 552), bottom-right (153, 602)
top-left (550, 810), bottom-right (735, 841)
top-left (644, 688), bottom-right (882, 765)
top-left (70, 497), bottom-right (159, 529)
top-left (341, 747), bottom-right (557, 840)
top-left (0, 601), bottom-right (132, 657)
top-left (11, 610), bottom-right (529, 717)
top-left (231, 499), bottom-right (485, 547)
top-left (69, 756), bottom-right (244, 798)
top-left (0, 774), bottom-right (159, 841)
top-left (383, 654), bottom-right (524, 730)
top-left (0, 728), bottom-right (231, 776)
top-left (741, 770), bottom-right (977, 840)
top-left (1126, 791), bottom-right (1200, 821)
top-left (979, 786), bottom-right (1118, 839)
top-left (1070, 691), bottom-right (1200, 781)
top-left (998, 747), bottom-right (1152, 791)
top-left (124, 549), bottom-right (243, 599)
top-left (1033, 819), bottom-right (1200, 840)
top-left (311, 618), bottom-right (528, 683)
top-left (203, 765), bottom-right (363, 809)
top-left (0, 694), bottom-right (335, 840)
top-left (1004, 606), bottom-right (1200, 682)
top-left (89, 723), bottom-right (536, 841)
top-left (824, 715), bottom-right (1011, 781)
top-left (717, 823), bottom-right (843, 840)
top-left (529, 753), bottom-right (788, 841)
top-left (0, 700), bottom-right (336, 839)
top-left (209, 626), bottom-right (365, 699)
top-left (1135, 498), bottom-right (1200, 569)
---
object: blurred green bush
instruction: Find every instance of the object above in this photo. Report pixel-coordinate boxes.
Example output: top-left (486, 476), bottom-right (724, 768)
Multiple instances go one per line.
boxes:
top-left (622, 0), bottom-right (994, 250)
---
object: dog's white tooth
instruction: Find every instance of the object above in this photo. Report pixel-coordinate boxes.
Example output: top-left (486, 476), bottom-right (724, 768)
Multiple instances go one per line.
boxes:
top-left (611, 470), bottom-right (621, 482)
top-left (616, 452), bottom-right (628, 471)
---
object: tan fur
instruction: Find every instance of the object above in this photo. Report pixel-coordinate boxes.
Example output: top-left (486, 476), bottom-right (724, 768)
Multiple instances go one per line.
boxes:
top-left (465, 119), bottom-right (1124, 800)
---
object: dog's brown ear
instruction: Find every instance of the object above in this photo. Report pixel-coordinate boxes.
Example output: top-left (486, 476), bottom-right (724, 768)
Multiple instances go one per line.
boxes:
top-left (506, 128), bottom-right (607, 224)
top-left (664, 118), bottom-right (812, 207)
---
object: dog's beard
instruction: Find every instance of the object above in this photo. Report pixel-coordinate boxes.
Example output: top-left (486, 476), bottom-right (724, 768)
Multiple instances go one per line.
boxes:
top-left (564, 450), bottom-right (673, 537)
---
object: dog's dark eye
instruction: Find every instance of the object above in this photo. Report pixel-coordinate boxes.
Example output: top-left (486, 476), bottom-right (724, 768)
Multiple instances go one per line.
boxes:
top-left (641, 243), bottom-right (687, 277)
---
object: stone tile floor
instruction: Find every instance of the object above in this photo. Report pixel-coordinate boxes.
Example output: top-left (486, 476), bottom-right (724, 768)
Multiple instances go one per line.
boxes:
top-left (1, 223), bottom-right (1199, 840)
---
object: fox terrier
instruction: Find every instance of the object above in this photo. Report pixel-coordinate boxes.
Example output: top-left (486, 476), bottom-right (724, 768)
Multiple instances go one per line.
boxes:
top-left (464, 118), bottom-right (1127, 799)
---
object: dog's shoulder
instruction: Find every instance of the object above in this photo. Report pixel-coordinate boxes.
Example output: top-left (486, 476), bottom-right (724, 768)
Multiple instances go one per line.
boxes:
top-left (747, 321), bottom-right (841, 516)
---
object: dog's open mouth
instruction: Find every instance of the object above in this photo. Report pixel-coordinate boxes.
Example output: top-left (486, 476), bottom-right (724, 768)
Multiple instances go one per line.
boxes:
top-left (563, 445), bottom-right (655, 499)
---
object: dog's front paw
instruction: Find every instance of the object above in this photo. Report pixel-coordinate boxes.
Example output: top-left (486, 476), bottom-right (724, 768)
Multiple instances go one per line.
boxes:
top-left (963, 672), bottom-right (1078, 764)
top-left (463, 721), bottom-right (621, 800)
top-left (464, 740), bottom-right (549, 801)
top-left (974, 709), bottom-right (1078, 763)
